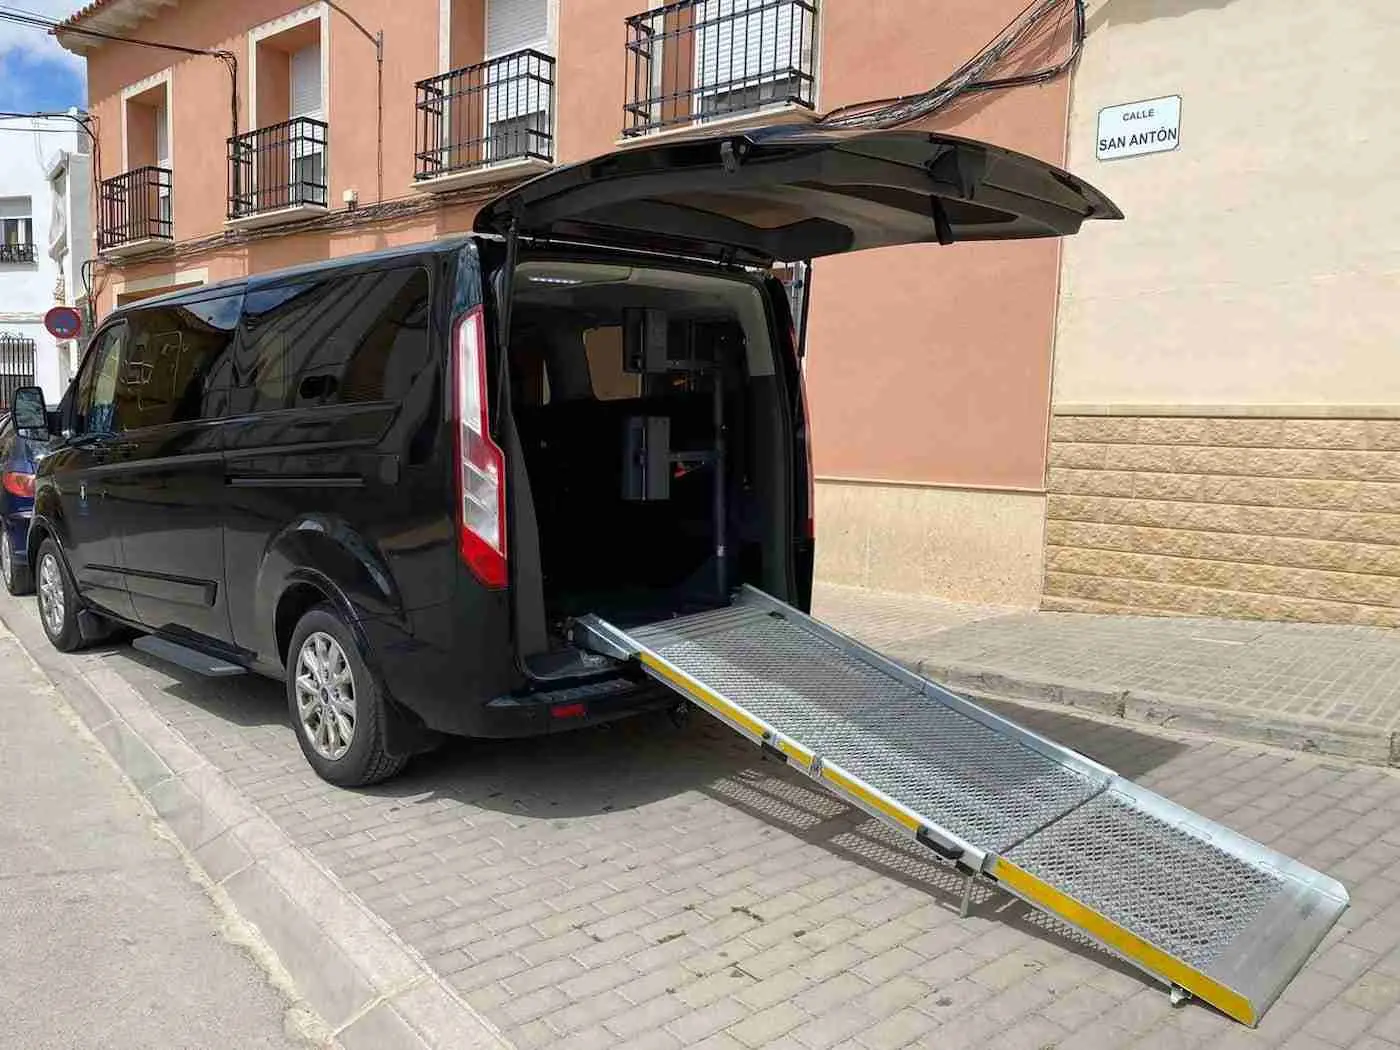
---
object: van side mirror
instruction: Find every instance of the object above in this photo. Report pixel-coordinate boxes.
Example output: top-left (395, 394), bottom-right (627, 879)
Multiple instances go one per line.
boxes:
top-left (10, 386), bottom-right (48, 436)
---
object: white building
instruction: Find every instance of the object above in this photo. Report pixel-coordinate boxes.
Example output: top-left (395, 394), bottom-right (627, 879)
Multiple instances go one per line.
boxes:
top-left (0, 111), bottom-right (92, 405)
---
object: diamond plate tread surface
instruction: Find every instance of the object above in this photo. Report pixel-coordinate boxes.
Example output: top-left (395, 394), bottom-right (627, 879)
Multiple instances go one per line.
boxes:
top-left (630, 605), bottom-right (1101, 852)
top-left (1005, 789), bottom-right (1287, 970)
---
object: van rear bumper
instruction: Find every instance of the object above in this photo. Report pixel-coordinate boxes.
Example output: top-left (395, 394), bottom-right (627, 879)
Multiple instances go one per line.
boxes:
top-left (476, 677), bottom-right (678, 738)
top-left (360, 616), bottom-right (675, 738)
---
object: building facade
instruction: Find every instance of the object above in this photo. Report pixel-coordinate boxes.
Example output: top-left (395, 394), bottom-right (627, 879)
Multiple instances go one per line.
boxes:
top-left (1049, 0), bottom-right (1400, 626)
top-left (0, 112), bottom-right (91, 404)
top-left (59, 0), bottom-right (1400, 625)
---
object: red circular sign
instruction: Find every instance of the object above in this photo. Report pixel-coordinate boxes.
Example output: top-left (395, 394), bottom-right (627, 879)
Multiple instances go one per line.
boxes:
top-left (44, 306), bottom-right (83, 340)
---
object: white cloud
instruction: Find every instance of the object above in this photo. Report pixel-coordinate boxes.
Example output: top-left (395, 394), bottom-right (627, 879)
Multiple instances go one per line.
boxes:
top-left (0, 1), bottom-right (87, 74)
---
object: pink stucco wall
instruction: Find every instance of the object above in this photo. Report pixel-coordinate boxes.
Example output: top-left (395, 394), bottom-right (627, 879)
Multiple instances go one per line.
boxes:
top-left (83, 0), bottom-right (1075, 497)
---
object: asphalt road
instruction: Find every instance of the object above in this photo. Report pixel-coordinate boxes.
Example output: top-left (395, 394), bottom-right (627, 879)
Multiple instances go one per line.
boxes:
top-left (0, 624), bottom-right (325, 1050)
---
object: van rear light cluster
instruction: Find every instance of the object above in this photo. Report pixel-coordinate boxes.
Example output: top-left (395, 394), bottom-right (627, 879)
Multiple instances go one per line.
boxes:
top-left (2, 472), bottom-right (35, 499)
top-left (452, 306), bottom-right (508, 589)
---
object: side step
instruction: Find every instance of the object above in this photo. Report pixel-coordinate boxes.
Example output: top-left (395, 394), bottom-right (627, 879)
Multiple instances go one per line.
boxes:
top-left (132, 635), bottom-right (247, 678)
top-left (576, 588), bottom-right (1348, 1026)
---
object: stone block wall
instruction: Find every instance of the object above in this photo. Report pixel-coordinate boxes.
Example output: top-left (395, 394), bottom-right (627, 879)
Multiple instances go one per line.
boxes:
top-left (1044, 414), bottom-right (1400, 626)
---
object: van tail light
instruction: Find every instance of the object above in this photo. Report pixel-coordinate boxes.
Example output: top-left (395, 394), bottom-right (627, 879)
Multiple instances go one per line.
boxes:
top-left (2, 472), bottom-right (35, 499)
top-left (452, 306), bottom-right (508, 589)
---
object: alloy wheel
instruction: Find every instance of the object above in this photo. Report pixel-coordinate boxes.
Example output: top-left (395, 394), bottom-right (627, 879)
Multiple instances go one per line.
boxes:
top-left (0, 530), bottom-right (11, 587)
top-left (295, 631), bottom-right (356, 761)
top-left (38, 553), bottom-right (65, 636)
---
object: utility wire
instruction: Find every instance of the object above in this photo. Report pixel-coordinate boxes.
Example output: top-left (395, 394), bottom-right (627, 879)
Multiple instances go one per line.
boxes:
top-left (0, 6), bottom-right (239, 159)
top-left (817, 0), bottom-right (1085, 130)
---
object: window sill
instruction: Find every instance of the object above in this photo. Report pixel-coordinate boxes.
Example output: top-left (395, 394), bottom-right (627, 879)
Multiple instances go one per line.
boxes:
top-left (100, 236), bottom-right (172, 260)
top-left (225, 202), bottom-right (328, 232)
top-left (411, 156), bottom-right (554, 194)
top-left (615, 101), bottom-right (817, 148)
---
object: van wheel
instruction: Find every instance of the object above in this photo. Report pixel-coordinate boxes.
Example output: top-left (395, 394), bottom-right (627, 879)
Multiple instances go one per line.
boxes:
top-left (1, 528), bottom-right (33, 596)
top-left (35, 539), bottom-right (82, 651)
top-left (286, 605), bottom-right (407, 787)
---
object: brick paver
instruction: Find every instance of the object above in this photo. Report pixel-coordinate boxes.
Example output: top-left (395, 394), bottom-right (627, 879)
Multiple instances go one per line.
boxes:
top-left (8, 588), bottom-right (1400, 1049)
top-left (816, 583), bottom-right (1400, 735)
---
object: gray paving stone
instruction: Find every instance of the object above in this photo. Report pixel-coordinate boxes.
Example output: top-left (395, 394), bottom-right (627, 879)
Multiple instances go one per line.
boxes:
top-left (19, 582), bottom-right (1399, 1050)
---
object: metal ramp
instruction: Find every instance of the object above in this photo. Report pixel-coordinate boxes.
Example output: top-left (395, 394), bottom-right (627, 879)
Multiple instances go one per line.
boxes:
top-left (575, 586), bottom-right (1348, 1026)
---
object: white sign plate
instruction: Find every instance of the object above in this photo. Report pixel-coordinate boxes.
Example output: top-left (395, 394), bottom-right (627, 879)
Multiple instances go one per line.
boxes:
top-left (1096, 95), bottom-right (1181, 161)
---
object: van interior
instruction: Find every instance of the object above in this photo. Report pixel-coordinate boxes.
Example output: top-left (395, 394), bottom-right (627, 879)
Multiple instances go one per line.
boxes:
top-left (507, 260), bottom-right (794, 655)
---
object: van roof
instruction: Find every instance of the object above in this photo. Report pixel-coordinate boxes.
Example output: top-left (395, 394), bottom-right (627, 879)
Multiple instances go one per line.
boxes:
top-left (113, 233), bottom-right (476, 315)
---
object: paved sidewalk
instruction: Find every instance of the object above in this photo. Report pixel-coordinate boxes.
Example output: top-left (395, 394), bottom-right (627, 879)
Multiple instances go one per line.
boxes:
top-left (5, 587), bottom-right (1400, 1050)
top-left (0, 621), bottom-right (323, 1050)
top-left (816, 583), bottom-right (1400, 766)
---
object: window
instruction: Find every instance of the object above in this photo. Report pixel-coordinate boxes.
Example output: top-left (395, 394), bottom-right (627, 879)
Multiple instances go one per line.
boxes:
top-left (117, 293), bottom-right (243, 429)
top-left (232, 266), bottom-right (432, 414)
top-left (75, 325), bottom-right (129, 435)
top-left (0, 197), bottom-right (34, 263)
top-left (289, 42), bottom-right (325, 194)
top-left (484, 0), bottom-right (550, 161)
top-left (694, 0), bottom-right (810, 117)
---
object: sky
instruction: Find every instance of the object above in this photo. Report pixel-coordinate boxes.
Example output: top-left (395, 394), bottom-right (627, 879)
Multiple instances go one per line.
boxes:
top-left (0, 1), bottom-right (86, 113)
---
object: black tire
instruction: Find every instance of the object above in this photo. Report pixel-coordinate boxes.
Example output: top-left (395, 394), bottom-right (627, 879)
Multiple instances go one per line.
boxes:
top-left (1, 526), bottom-right (33, 596)
top-left (34, 538), bottom-right (83, 652)
top-left (286, 604), bottom-right (407, 787)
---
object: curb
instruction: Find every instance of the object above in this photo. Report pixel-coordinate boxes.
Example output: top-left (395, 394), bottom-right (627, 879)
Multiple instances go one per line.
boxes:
top-left (913, 656), bottom-right (1397, 767)
top-left (0, 597), bottom-right (514, 1050)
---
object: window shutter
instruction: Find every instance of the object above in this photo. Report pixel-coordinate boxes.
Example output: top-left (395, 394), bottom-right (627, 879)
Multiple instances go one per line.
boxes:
top-left (154, 101), bottom-right (170, 167)
top-left (290, 43), bottom-right (323, 120)
top-left (696, 0), bottom-right (799, 89)
top-left (486, 0), bottom-right (548, 58)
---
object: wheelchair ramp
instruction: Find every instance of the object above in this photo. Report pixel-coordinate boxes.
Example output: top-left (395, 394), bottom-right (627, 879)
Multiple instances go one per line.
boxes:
top-left (574, 587), bottom-right (1348, 1026)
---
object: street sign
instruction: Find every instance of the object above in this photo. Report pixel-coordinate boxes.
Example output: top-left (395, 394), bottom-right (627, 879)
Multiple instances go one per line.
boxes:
top-left (43, 305), bottom-right (83, 341)
top-left (1096, 95), bottom-right (1182, 161)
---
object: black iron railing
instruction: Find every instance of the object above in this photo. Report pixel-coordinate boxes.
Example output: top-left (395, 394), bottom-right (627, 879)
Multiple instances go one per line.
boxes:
top-left (0, 242), bottom-right (34, 264)
top-left (624, 0), bottom-right (816, 137)
top-left (98, 166), bottom-right (173, 250)
top-left (0, 334), bottom-right (36, 409)
top-left (227, 116), bottom-right (329, 220)
top-left (415, 49), bottom-right (556, 181)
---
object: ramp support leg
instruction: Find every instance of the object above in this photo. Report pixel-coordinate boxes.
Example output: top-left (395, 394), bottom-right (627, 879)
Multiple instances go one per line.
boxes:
top-left (959, 872), bottom-right (976, 919)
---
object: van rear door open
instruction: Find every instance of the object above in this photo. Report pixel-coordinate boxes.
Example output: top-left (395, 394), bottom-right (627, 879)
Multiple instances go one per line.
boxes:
top-left (475, 126), bottom-right (1122, 266)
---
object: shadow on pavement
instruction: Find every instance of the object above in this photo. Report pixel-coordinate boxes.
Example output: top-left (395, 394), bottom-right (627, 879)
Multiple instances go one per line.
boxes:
top-left (87, 624), bottom-right (1195, 1001)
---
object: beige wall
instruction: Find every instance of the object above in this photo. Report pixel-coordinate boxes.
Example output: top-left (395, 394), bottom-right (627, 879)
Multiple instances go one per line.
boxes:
top-left (817, 481), bottom-right (1047, 607)
top-left (1050, 0), bottom-right (1400, 625)
top-left (1056, 0), bottom-right (1400, 409)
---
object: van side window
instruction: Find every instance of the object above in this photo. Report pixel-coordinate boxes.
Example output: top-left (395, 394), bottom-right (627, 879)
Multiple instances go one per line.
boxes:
top-left (117, 294), bottom-right (243, 429)
top-left (232, 266), bottom-right (431, 413)
top-left (74, 324), bottom-right (128, 434)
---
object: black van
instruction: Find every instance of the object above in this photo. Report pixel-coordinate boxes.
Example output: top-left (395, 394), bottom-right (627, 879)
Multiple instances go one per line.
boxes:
top-left (12, 126), bottom-right (1118, 785)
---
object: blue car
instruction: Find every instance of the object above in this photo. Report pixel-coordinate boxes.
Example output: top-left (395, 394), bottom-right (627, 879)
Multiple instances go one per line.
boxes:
top-left (1, 410), bottom-right (50, 595)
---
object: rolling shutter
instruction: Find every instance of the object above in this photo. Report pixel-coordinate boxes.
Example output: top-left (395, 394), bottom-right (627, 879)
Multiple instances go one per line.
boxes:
top-left (696, 0), bottom-right (800, 89)
top-left (486, 0), bottom-right (548, 58)
top-left (290, 43), bottom-right (323, 119)
top-left (484, 0), bottom-right (550, 147)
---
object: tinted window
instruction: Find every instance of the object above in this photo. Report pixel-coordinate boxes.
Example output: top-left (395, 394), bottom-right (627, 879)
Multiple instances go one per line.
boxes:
top-left (117, 293), bottom-right (243, 429)
top-left (75, 324), bottom-right (128, 434)
top-left (231, 266), bottom-right (431, 414)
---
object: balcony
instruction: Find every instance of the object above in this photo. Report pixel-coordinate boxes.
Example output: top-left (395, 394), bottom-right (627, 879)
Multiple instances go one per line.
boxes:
top-left (0, 242), bottom-right (35, 265)
top-left (227, 117), bottom-right (329, 229)
top-left (413, 49), bottom-right (556, 193)
top-left (98, 166), bottom-right (173, 258)
top-left (623, 0), bottom-right (817, 139)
